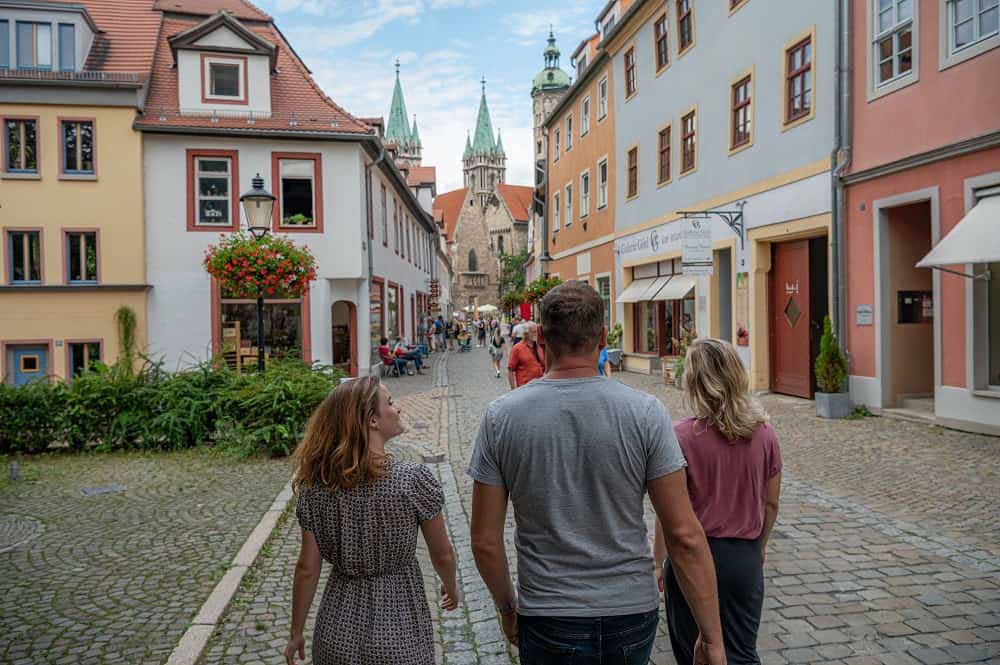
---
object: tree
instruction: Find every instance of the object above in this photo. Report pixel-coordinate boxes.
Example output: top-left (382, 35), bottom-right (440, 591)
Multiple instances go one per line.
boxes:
top-left (498, 250), bottom-right (529, 301)
top-left (814, 316), bottom-right (848, 393)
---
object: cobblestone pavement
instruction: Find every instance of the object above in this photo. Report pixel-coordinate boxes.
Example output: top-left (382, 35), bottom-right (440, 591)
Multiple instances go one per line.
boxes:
top-left (0, 449), bottom-right (290, 665)
top-left (200, 348), bottom-right (1000, 665)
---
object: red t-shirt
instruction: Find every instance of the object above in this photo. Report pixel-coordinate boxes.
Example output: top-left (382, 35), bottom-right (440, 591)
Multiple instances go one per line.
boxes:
top-left (507, 341), bottom-right (545, 387)
top-left (674, 417), bottom-right (782, 540)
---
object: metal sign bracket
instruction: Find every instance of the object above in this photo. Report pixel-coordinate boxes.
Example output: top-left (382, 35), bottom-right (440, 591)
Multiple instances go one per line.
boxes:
top-left (676, 200), bottom-right (747, 251)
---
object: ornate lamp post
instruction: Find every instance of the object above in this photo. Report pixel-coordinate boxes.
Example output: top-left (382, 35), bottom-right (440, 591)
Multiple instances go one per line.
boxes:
top-left (240, 173), bottom-right (276, 372)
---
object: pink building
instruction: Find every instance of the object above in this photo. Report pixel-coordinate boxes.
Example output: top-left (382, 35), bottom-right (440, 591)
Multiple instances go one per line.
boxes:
top-left (843, 0), bottom-right (1000, 434)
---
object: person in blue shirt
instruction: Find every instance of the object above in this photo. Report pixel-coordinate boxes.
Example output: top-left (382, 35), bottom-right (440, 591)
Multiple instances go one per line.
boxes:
top-left (598, 347), bottom-right (611, 377)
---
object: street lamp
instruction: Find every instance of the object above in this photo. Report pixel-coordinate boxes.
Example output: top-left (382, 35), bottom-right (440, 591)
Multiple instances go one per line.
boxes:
top-left (240, 173), bottom-right (276, 372)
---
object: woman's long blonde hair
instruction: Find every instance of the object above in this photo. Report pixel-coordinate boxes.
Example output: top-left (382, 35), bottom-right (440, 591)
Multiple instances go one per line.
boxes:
top-left (292, 376), bottom-right (387, 491)
top-left (683, 337), bottom-right (768, 441)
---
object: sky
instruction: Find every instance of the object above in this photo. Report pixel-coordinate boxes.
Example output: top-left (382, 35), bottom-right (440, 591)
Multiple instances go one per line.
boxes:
top-left (255, 0), bottom-right (607, 193)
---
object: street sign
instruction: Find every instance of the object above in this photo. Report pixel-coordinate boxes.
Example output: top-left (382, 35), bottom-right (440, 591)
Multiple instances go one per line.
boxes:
top-left (682, 219), bottom-right (713, 276)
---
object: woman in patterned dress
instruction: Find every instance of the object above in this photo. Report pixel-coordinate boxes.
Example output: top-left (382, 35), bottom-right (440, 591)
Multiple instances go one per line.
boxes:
top-left (284, 376), bottom-right (460, 665)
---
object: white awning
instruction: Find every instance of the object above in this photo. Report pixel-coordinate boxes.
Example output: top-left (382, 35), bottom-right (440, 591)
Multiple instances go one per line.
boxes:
top-left (653, 275), bottom-right (697, 301)
top-left (617, 277), bottom-right (657, 303)
top-left (917, 195), bottom-right (1000, 268)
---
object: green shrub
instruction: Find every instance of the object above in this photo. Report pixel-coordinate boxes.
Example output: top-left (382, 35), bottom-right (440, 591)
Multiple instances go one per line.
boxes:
top-left (0, 379), bottom-right (68, 453)
top-left (814, 316), bottom-right (848, 393)
top-left (606, 323), bottom-right (624, 349)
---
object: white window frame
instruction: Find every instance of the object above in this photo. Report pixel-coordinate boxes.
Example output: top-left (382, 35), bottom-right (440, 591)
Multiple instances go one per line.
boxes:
top-left (195, 156), bottom-right (233, 227)
top-left (598, 76), bottom-right (609, 121)
top-left (553, 191), bottom-right (561, 232)
top-left (554, 128), bottom-right (561, 162)
top-left (566, 114), bottom-right (573, 151)
top-left (868, 0), bottom-right (920, 100)
top-left (277, 158), bottom-right (318, 227)
top-left (565, 183), bottom-right (573, 227)
top-left (203, 55), bottom-right (245, 102)
top-left (597, 156), bottom-right (609, 209)
top-left (596, 273), bottom-right (613, 329)
top-left (580, 170), bottom-right (591, 218)
top-left (581, 96), bottom-right (591, 136)
top-left (940, 0), bottom-right (1000, 69)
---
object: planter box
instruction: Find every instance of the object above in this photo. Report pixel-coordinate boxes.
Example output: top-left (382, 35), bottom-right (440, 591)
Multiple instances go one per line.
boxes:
top-left (816, 391), bottom-right (852, 419)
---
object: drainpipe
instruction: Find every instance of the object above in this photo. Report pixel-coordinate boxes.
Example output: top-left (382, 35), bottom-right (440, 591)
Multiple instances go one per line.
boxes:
top-left (832, 0), bottom-right (852, 352)
top-left (365, 143), bottom-right (388, 282)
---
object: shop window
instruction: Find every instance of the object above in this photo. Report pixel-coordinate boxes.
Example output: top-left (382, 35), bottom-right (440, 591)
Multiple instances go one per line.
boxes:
top-left (654, 13), bottom-right (669, 73)
top-left (387, 284), bottom-right (399, 338)
top-left (4, 118), bottom-right (38, 173)
top-left (627, 146), bottom-right (638, 199)
top-left (16, 21), bottom-right (51, 70)
top-left (61, 119), bottom-right (94, 175)
top-left (189, 151), bottom-right (237, 229)
top-left (947, 0), bottom-right (999, 53)
top-left (69, 341), bottom-right (100, 378)
top-left (8, 230), bottom-right (41, 283)
top-left (988, 259), bottom-right (1000, 387)
top-left (731, 74), bottom-right (752, 150)
top-left (784, 36), bottom-right (813, 125)
top-left (58, 23), bottom-right (75, 71)
top-left (370, 280), bottom-right (384, 361)
top-left (677, 0), bottom-right (694, 54)
top-left (66, 231), bottom-right (97, 284)
top-left (636, 301), bottom-right (658, 353)
top-left (874, 0), bottom-right (915, 85)
top-left (220, 298), bottom-right (304, 360)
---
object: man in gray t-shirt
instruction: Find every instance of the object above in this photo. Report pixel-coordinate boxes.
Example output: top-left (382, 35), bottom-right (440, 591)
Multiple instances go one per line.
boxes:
top-left (468, 281), bottom-right (725, 665)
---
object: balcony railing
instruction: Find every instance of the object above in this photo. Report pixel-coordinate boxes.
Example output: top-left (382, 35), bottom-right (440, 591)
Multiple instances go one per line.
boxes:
top-left (142, 107), bottom-right (374, 131)
top-left (0, 69), bottom-right (142, 84)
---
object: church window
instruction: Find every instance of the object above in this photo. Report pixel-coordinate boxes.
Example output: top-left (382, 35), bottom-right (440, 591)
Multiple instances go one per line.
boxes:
top-left (468, 249), bottom-right (478, 272)
top-left (598, 76), bottom-right (608, 120)
top-left (498, 235), bottom-right (504, 255)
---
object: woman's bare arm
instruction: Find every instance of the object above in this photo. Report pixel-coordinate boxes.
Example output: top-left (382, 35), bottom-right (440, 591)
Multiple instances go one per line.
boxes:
top-left (420, 513), bottom-right (460, 609)
top-left (760, 471), bottom-right (782, 564)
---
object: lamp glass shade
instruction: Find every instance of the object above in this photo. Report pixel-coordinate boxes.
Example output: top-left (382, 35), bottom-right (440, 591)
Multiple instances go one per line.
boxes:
top-left (243, 197), bottom-right (274, 235)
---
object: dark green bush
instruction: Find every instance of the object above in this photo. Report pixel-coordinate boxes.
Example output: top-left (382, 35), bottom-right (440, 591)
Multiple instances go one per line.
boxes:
top-left (0, 379), bottom-right (68, 453)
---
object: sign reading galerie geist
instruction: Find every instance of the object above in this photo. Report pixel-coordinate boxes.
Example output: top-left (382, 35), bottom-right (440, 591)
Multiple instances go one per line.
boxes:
top-left (614, 226), bottom-right (685, 261)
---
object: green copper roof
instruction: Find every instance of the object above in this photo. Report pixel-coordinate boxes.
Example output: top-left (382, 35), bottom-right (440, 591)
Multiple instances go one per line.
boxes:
top-left (471, 77), bottom-right (496, 155)
top-left (386, 60), bottom-right (412, 146)
top-left (495, 129), bottom-right (505, 157)
top-left (411, 116), bottom-right (421, 148)
top-left (532, 30), bottom-right (571, 95)
top-left (464, 132), bottom-right (472, 158)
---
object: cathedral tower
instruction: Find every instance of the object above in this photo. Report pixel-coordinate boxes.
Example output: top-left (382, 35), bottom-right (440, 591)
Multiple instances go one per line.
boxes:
top-left (385, 61), bottom-right (422, 168)
top-left (531, 29), bottom-right (571, 160)
top-left (463, 78), bottom-right (506, 208)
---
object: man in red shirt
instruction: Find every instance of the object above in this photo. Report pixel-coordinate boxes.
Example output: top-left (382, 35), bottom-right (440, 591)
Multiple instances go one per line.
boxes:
top-left (507, 322), bottom-right (545, 389)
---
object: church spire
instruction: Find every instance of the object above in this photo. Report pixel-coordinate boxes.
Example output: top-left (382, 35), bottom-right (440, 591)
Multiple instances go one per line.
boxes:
top-left (495, 129), bottom-right (505, 158)
top-left (411, 115), bottom-right (421, 148)
top-left (464, 131), bottom-right (472, 158)
top-left (386, 59), bottom-right (412, 147)
top-left (471, 76), bottom-right (496, 155)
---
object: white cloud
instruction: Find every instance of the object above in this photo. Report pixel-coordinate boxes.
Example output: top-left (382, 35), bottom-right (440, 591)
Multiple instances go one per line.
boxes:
top-left (507, 6), bottom-right (593, 42)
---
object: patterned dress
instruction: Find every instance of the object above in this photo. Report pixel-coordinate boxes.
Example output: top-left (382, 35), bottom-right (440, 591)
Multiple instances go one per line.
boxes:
top-left (295, 458), bottom-right (444, 665)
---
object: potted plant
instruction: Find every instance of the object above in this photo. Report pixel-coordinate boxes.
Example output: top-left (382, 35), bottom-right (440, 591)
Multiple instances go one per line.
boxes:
top-left (814, 316), bottom-right (851, 419)
top-left (605, 323), bottom-right (624, 368)
top-left (670, 328), bottom-right (697, 388)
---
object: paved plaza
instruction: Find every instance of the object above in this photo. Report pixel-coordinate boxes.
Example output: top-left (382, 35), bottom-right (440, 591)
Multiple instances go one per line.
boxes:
top-left (2, 348), bottom-right (999, 664)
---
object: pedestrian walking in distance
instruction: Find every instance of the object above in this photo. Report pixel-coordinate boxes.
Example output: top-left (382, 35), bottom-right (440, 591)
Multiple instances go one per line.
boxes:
top-left (285, 376), bottom-right (460, 665)
top-left (488, 325), bottom-right (506, 378)
top-left (507, 322), bottom-right (545, 389)
top-left (468, 281), bottom-right (726, 665)
top-left (654, 337), bottom-right (781, 665)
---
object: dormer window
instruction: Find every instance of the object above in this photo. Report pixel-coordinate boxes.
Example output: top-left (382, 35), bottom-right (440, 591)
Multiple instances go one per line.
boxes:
top-left (202, 55), bottom-right (246, 103)
top-left (16, 22), bottom-right (52, 70)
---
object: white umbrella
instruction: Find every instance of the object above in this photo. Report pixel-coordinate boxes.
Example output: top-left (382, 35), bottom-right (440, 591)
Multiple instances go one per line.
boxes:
top-left (478, 304), bottom-right (498, 312)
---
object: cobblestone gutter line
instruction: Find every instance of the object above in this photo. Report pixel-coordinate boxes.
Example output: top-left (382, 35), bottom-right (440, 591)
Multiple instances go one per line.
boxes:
top-left (166, 482), bottom-right (293, 665)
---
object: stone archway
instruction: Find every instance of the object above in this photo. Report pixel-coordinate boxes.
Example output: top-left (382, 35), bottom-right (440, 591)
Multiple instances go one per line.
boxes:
top-left (332, 301), bottom-right (358, 377)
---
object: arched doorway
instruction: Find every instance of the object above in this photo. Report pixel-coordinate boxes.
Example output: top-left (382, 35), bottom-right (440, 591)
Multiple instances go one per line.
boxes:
top-left (332, 301), bottom-right (358, 377)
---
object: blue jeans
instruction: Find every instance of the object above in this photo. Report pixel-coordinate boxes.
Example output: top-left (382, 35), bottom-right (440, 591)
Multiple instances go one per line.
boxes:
top-left (518, 610), bottom-right (658, 665)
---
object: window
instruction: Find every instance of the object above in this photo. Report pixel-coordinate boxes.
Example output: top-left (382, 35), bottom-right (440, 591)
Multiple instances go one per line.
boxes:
top-left (65, 231), bottom-right (97, 284)
top-left (636, 301), bottom-right (658, 353)
top-left (275, 154), bottom-right (321, 230)
top-left (681, 109), bottom-right (697, 173)
top-left (731, 74), bottom-right (752, 150)
top-left (220, 297), bottom-right (305, 360)
top-left (565, 184), bottom-right (573, 227)
top-left (654, 13), bottom-right (670, 72)
top-left (0, 21), bottom-right (9, 69)
top-left (553, 192), bottom-right (561, 232)
top-left (948, 0), bottom-right (999, 53)
top-left (4, 118), bottom-right (38, 173)
top-left (598, 76), bottom-right (608, 120)
top-left (58, 23), bottom-right (74, 71)
top-left (874, 0), bottom-right (914, 85)
top-left (598, 158), bottom-right (609, 209)
top-left (16, 22), bottom-right (51, 70)
top-left (61, 119), bottom-right (95, 175)
top-left (578, 53), bottom-right (588, 72)
top-left (468, 249), bottom-right (478, 272)
top-left (597, 276), bottom-right (612, 331)
top-left (381, 184), bottom-right (388, 246)
top-left (554, 129), bottom-right (561, 161)
top-left (394, 200), bottom-right (400, 255)
top-left (69, 341), bottom-right (101, 378)
top-left (386, 285), bottom-right (399, 337)
top-left (190, 152), bottom-right (236, 228)
top-left (566, 115), bottom-right (573, 151)
top-left (497, 234), bottom-right (505, 255)
top-left (626, 146), bottom-right (638, 199)
top-left (624, 46), bottom-right (637, 97)
top-left (581, 171), bottom-right (590, 218)
top-left (581, 97), bottom-right (591, 135)
top-left (658, 125), bottom-right (671, 184)
top-left (785, 36), bottom-right (813, 125)
top-left (211, 63), bottom-right (239, 97)
top-left (677, 0), bottom-right (694, 53)
top-left (407, 218), bottom-right (413, 262)
top-left (202, 56), bottom-right (246, 103)
top-left (7, 230), bottom-right (41, 283)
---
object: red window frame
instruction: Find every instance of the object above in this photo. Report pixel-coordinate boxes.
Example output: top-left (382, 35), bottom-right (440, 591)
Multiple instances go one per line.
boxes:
top-left (186, 148), bottom-right (239, 232)
top-left (785, 37), bottom-right (812, 124)
top-left (681, 110), bottom-right (696, 173)
top-left (657, 126), bottom-right (671, 184)
top-left (677, 0), bottom-right (693, 51)
top-left (624, 47), bottom-right (637, 97)
top-left (654, 14), bottom-right (669, 71)
top-left (731, 75), bottom-right (752, 149)
top-left (627, 146), bottom-right (638, 198)
top-left (271, 152), bottom-right (324, 233)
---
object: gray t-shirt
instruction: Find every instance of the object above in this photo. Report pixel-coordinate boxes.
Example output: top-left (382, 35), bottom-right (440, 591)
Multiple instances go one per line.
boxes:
top-left (467, 376), bottom-right (686, 616)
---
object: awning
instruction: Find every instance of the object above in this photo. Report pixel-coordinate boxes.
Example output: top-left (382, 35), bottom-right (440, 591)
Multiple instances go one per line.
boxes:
top-left (617, 277), bottom-right (657, 303)
top-left (917, 195), bottom-right (1000, 268)
top-left (653, 275), bottom-right (697, 301)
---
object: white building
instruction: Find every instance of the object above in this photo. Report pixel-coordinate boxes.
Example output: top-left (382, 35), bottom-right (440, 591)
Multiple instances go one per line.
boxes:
top-left (138, 3), bottom-right (439, 376)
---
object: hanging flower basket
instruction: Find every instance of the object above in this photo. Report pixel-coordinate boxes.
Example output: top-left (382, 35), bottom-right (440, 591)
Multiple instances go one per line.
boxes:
top-left (203, 232), bottom-right (317, 298)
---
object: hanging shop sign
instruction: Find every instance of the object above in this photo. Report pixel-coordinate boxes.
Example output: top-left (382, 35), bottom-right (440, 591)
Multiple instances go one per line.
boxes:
top-left (682, 219), bottom-right (713, 276)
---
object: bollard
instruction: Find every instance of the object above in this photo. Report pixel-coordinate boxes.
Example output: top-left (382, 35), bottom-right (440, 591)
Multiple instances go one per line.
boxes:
top-left (9, 460), bottom-right (20, 481)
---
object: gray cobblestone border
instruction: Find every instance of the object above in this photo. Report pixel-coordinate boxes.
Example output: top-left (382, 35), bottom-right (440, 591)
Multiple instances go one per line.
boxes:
top-left (165, 482), bottom-right (293, 665)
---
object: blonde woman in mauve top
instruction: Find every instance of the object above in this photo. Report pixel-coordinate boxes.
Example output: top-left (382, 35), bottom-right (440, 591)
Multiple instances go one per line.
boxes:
top-left (284, 376), bottom-right (461, 665)
top-left (654, 338), bottom-right (783, 665)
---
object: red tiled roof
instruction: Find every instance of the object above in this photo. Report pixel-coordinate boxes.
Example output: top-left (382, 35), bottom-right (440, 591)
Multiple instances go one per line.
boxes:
top-left (407, 166), bottom-right (437, 187)
top-left (47, 0), bottom-right (161, 74)
top-left (136, 14), bottom-right (372, 135)
top-left (497, 184), bottom-right (534, 222)
top-left (152, 0), bottom-right (271, 21)
top-left (432, 188), bottom-right (468, 241)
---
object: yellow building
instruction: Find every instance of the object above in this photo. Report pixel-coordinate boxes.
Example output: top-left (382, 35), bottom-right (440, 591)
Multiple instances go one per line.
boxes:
top-left (0, 1), bottom-right (154, 383)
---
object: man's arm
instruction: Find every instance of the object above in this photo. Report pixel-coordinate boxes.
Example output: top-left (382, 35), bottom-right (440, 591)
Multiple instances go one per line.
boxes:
top-left (507, 349), bottom-right (519, 389)
top-left (470, 481), bottom-right (518, 644)
top-left (647, 470), bottom-right (725, 658)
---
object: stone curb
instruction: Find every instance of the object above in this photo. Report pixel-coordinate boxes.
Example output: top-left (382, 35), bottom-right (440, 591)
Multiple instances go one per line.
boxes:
top-left (165, 481), bottom-right (294, 665)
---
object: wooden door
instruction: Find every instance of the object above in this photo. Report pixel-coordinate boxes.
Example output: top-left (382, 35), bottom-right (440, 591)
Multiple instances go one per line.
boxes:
top-left (770, 240), bottom-right (812, 398)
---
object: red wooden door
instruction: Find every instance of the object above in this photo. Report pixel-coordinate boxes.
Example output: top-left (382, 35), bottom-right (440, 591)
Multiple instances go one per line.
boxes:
top-left (770, 240), bottom-right (812, 398)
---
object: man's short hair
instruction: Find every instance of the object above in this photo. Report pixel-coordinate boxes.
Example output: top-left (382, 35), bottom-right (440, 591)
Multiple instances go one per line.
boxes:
top-left (539, 281), bottom-right (604, 356)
